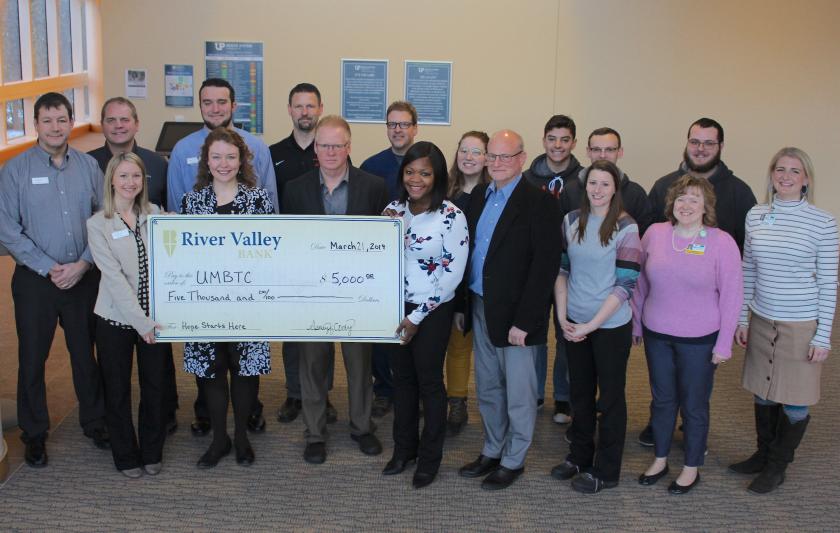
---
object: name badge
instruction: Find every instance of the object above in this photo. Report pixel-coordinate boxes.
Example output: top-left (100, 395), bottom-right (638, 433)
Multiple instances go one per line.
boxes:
top-left (685, 244), bottom-right (705, 255)
top-left (186, 156), bottom-right (199, 165)
top-left (763, 214), bottom-right (776, 225)
top-left (31, 177), bottom-right (50, 185)
top-left (112, 229), bottom-right (130, 240)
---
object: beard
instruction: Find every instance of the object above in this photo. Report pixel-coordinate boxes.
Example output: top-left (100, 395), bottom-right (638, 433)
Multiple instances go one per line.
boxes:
top-left (296, 117), bottom-right (315, 131)
top-left (204, 116), bottom-right (233, 130)
top-left (683, 148), bottom-right (720, 174)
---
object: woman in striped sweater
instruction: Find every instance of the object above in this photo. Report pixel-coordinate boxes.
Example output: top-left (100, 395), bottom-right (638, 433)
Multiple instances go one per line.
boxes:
top-left (730, 147), bottom-right (838, 494)
top-left (551, 159), bottom-right (642, 493)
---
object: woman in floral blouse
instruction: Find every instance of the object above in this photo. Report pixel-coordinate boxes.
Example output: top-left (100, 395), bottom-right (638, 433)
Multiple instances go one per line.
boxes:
top-left (180, 128), bottom-right (273, 468)
top-left (381, 141), bottom-right (469, 489)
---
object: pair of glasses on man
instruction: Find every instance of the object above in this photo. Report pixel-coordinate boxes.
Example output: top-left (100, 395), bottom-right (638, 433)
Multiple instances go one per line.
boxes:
top-left (485, 150), bottom-right (523, 163)
top-left (386, 121), bottom-right (415, 130)
top-left (687, 139), bottom-right (720, 149)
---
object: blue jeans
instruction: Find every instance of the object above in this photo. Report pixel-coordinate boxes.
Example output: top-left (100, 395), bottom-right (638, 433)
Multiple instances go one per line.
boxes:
top-left (643, 332), bottom-right (716, 467)
top-left (536, 338), bottom-right (570, 402)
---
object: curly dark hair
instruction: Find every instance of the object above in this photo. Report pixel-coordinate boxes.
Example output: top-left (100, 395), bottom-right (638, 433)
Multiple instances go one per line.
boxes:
top-left (195, 127), bottom-right (257, 190)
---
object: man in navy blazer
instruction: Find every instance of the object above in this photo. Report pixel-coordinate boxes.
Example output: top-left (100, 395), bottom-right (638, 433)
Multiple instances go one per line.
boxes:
top-left (283, 115), bottom-right (387, 464)
top-left (458, 130), bottom-right (561, 490)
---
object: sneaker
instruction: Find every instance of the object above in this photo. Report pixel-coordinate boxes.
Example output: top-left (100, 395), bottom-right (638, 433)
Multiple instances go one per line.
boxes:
top-left (537, 398), bottom-right (545, 410)
top-left (638, 424), bottom-right (654, 447)
top-left (446, 397), bottom-right (468, 436)
top-left (552, 401), bottom-right (572, 425)
top-left (277, 397), bottom-right (302, 423)
top-left (371, 396), bottom-right (393, 418)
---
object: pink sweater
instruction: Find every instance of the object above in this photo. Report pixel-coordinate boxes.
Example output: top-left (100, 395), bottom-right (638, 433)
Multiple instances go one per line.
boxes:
top-left (631, 223), bottom-right (743, 358)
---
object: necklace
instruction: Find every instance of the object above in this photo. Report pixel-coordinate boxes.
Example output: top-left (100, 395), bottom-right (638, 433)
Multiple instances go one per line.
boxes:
top-left (671, 225), bottom-right (706, 252)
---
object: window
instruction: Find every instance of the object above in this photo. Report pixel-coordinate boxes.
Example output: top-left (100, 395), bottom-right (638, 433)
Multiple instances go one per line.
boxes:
top-left (1, 0), bottom-right (100, 150)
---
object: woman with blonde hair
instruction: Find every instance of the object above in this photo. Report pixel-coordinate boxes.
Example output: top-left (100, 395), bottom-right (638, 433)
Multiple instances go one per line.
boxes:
top-left (87, 152), bottom-right (166, 478)
top-left (730, 147), bottom-right (838, 494)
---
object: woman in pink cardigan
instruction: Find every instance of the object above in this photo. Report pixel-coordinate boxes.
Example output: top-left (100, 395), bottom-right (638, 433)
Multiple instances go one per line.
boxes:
top-left (631, 175), bottom-right (742, 494)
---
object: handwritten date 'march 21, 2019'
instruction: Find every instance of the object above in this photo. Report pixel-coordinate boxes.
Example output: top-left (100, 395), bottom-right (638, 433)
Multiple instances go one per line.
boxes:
top-left (148, 215), bottom-right (404, 343)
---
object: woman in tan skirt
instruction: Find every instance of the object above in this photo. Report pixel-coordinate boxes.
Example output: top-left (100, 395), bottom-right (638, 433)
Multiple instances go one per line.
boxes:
top-left (731, 147), bottom-right (838, 494)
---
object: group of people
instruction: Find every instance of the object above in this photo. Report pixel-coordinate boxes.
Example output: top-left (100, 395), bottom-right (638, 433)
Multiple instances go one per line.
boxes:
top-left (0, 79), bottom-right (835, 497)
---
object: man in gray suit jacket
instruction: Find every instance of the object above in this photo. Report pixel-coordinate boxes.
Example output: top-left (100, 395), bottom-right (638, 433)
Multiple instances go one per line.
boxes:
top-left (283, 115), bottom-right (388, 464)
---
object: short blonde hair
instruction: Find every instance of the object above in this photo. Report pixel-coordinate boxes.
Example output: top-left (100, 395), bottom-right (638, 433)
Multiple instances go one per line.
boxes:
top-left (765, 147), bottom-right (814, 203)
top-left (103, 152), bottom-right (151, 218)
top-left (314, 115), bottom-right (351, 138)
top-left (664, 174), bottom-right (717, 228)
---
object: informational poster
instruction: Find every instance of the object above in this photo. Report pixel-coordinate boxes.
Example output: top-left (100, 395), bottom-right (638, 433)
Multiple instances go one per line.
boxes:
top-left (405, 61), bottom-right (452, 125)
top-left (205, 41), bottom-right (263, 134)
top-left (164, 64), bottom-right (194, 107)
top-left (341, 59), bottom-right (388, 123)
top-left (125, 69), bottom-right (147, 99)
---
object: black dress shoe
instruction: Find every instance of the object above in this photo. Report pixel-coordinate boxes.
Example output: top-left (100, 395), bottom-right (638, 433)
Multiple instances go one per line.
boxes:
top-left (197, 437), bottom-right (232, 468)
top-left (668, 473), bottom-right (700, 494)
top-left (571, 472), bottom-right (618, 493)
top-left (191, 417), bottom-right (211, 436)
top-left (412, 471), bottom-right (437, 489)
top-left (277, 397), bottom-right (302, 423)
top-left (247, 413), bottom-right (266, 433)
top-left (382, 456), bottom-right (416, 475)
top-left (639, 465), bottom-right (670, 486)
top-left (166, 416), bottom-right (178, 435)
top-left (84, 427), bottom-right (110, 450)
top-left (551, 460), bottom-right (580, 480)
top-left (235, 439), bottom-right (255, 466)
top-left (482, 466), bottom-right (524, 490)
top-left (459, 454), bottom-right (501, 478)
top-left (24, 438), bottom-right (48, 468)
top-left (304, 442), bottom-right (327, 464)
top-left (351, 433), bottom-right (383, 455)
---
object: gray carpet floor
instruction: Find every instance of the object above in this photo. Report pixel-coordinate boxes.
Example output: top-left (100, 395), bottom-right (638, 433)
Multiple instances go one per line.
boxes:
top-left (2, 338), bottom-right (839, 531)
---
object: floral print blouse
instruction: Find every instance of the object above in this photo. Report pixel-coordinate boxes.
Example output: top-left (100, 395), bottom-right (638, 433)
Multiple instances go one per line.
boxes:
top-left (385, 199), bottom-right (469, 325)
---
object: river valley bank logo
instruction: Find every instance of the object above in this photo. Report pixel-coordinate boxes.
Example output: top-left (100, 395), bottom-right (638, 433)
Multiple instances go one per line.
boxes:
top-left (163, 230), bottom-right (177, 256)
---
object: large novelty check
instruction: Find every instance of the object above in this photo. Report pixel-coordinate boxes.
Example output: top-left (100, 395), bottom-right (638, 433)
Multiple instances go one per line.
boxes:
top-left (147, 215), bottom-right (404, 343)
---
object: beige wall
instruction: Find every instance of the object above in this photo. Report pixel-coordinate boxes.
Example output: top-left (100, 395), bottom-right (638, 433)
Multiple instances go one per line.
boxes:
top-left (102, 0), bottom-right (840, 215)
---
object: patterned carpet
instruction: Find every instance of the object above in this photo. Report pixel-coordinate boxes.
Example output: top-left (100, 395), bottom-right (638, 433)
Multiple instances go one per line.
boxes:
top-left (1, 334), bottom-right (838, 532)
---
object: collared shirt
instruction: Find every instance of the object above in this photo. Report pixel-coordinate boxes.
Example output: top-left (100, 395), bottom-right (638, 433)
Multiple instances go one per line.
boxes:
top-left (269, 131), bottom-right (318, 198)
top-left (468, 175), bottom-right (522, 296)
top-left (0, 144), bottom-right (104, 275)
top-left (88, 141), bottom-right (169, 209)
top-left (166, 126), bottom-right (278, 213)
top-left (319, 167), bottom-right (350, 215)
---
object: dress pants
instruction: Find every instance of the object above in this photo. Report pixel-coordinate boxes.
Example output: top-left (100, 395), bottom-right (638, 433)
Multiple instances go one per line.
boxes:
top-left (282, 342), bottom-right (335, 400)
top-left (161, 343), bottom-right (179, 418)
top-left (389, 300), bottom-right (454, 473)
top-left (445, 325), bottom-right (472, 398)
top-left (566, 321), bottom-right (631, 482)
top-left (300, 342), bottom-right (372, 443)
top-left (643, 331), bottom-right (717, 466)
top-left (472, 295), bottom-right (538, 470)
top-left (12, 266), bottom-right (105, 439)
top-left (96, 317), bottom-right (167, 470)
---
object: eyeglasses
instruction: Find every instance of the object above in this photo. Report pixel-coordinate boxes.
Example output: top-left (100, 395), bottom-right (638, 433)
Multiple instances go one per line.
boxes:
top-left (588, 147), bottom-right (619, 155)
top-left (485, 151), bottom-right (523, 163)
top-left (315, 142), bottom-right (349, 151)
top-left (386, 121), bottom-right (415, 130)
top-left (458, 148), bottom-right (485, 157)
top-left (687, 139), bottom-right (720, 149)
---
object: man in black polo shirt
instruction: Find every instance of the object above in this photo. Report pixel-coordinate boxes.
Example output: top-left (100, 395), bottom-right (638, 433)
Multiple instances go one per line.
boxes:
top-left (269, 83), bottom-right (337, 424)
top-left (88, 97), bottom-right (180, 435)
